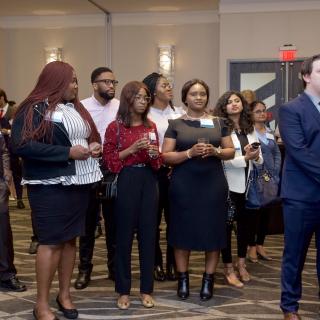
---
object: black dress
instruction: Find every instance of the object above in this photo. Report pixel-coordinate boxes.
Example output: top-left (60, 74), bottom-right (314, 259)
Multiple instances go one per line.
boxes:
top-left (165, 118), bottom-right (229, 251)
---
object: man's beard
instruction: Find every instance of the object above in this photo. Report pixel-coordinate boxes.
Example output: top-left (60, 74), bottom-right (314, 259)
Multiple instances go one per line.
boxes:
top-left (98, 90), bottom-right (115, 102)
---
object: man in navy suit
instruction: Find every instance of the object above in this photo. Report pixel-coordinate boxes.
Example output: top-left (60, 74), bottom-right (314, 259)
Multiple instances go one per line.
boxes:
top-left (279, 54), bottom-right (320, 320)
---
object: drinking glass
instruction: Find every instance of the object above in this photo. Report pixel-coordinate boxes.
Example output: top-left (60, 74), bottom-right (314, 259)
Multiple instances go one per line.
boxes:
top-left (197, 137), bottom-right (209, 144)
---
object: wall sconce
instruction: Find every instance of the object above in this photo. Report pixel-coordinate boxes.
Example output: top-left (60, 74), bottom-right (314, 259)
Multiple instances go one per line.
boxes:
top-left (158, 45), bottom-right (175, 83)
top-left (44, 47), bottom-right (63, 64)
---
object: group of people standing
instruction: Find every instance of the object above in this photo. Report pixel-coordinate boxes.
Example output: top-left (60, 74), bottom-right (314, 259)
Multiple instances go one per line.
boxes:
top-left (2, 54), bottom-right (318, 320)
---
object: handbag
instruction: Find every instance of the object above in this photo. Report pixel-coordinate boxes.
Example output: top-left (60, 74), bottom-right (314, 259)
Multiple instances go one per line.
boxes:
top-left (226, 194), bottom-right (236, 225)
top-left (246, 165), bottom-right (279, 209)
top-left (221, 161), bottom-right (236, 225)
top-left (96, 121), bottom-right (120, 201)
top-left (96, 168), bottom-right (118, 200)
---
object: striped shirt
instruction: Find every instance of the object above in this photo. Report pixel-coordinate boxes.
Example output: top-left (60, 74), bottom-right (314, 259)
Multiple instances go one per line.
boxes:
top-left (22, 103), bottom-right (102, 185)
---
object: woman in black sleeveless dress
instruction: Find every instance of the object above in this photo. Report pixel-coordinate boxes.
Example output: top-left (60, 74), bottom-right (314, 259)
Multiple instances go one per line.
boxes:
top-left (162, 79), bottom-right (235, 301)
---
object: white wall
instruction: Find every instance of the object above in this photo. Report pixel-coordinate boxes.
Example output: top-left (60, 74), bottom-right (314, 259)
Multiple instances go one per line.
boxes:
top-left (219, 10), bottom-right (320, 94)
top-left (3, 27), bottom-right (106, 104)
top-left (113, 23), bottom-right (219, 107)
top-left (1, 21), bottom-right (219, 108)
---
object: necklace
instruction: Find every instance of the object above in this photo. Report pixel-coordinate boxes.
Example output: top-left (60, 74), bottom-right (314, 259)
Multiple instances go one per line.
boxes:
top-left (185, 112), bottom-right (206, 121)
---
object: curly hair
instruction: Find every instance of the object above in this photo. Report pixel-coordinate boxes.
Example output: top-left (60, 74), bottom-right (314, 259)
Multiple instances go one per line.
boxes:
top-left (213, 90), bottom-right (253, 134)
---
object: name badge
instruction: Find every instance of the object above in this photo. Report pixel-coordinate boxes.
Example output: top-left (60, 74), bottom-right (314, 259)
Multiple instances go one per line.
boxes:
top-left (149, 132), bottom-right (157, 141)
top-left (200, 119), bottom-right (214, 128)
top-left (45, 111), bottom-right (63, 123)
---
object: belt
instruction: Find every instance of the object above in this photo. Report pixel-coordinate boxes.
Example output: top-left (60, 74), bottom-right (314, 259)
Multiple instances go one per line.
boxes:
top-left (131, 163), bottom-right (146, 168)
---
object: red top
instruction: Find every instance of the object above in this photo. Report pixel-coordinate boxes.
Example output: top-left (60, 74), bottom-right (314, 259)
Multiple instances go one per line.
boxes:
top-left (103, 120), bottom-right (162, 173)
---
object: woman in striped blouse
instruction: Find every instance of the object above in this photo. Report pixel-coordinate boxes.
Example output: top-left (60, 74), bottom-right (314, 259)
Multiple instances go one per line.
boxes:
top-left (11, 61), bottom-right (102, 320)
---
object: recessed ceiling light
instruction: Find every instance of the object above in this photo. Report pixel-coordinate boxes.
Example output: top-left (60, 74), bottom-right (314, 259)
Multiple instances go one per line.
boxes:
top-left (32, 10), bottom-right (66, 16)
top-left (148, 6), bottom-right (180, 12)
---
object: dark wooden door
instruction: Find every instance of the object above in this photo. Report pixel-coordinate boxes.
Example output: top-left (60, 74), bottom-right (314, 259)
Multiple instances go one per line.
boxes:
top-left (229, 60), bottom-right (303, 129)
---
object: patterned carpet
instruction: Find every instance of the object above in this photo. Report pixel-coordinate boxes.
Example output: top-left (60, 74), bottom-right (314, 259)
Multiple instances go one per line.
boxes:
top-left (0, 196), bottom-right (319, 320)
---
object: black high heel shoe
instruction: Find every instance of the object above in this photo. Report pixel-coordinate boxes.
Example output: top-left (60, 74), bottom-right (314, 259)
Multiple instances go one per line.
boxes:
top-left (200, 272), bottom-right (214, 301)
top-left (56, 296), bottom-right (78, 319)
top-left (177, 271), bottom-right (189, 299)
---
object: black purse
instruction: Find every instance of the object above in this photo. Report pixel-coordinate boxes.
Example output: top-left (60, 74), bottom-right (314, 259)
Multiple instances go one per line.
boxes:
top-left (96, 121), bottom-right (120, 201)
top-left (226, 194), bottom-right (236, 226)
top-left (96, 169), bottom-right (118, 200)
top-left (221, 161), bottom-right (236, 225)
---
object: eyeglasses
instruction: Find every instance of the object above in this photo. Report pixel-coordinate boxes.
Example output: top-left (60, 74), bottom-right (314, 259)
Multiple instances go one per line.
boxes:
top-left (253, 110), bottom-right (267, 114)
top-left (135, 95), bottom-right (151, 103)
top-left (94, 79), bottom-right (119, 86)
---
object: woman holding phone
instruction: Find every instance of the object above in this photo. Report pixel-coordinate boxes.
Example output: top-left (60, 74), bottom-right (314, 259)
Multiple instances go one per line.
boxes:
top-left (214, 91), bottom-right (263, 288)
top-left (247, 100), bottom-right (281, 262)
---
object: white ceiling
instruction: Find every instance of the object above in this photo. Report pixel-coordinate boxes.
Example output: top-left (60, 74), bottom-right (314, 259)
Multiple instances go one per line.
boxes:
top-left (0, 0), bottom-right (219, 16)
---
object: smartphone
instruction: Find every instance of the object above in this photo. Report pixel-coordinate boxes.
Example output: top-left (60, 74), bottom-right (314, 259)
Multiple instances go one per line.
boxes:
top-left (251, 142), bottom-right (261, 149)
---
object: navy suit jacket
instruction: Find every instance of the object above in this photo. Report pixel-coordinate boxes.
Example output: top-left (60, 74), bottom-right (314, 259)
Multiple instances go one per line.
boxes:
top-left (279, 92), bottom-right (320, 202)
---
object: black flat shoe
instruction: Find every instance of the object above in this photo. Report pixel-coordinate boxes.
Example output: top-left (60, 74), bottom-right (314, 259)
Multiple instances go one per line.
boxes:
top-left (0, 276), bottom-right (26, 292)
top-left (74, 270), bottom-right (91, 290)
top-left (33, 309), bottom-right (60, 320)
top-left (17, 199), bottom-right (25, 209)
top-left (56, 296), bottom-right (78, 319)
top-left (154, 265), bottom-right (166, 281)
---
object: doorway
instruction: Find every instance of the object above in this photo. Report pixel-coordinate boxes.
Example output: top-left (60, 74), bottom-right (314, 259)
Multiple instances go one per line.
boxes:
top-left (229, 60), bottom-right (303, 129)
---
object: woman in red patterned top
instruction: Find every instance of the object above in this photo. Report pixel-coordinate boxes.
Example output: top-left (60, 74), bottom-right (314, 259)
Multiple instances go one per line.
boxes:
top-left (103, 81), bottom-right (161, 310)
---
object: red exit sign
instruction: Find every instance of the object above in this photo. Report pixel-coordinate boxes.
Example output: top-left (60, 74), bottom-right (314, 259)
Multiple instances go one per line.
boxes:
top-left (279, 45), bottom-right (297, 61)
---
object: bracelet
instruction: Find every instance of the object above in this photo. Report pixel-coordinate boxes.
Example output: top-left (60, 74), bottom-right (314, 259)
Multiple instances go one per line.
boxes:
top-left (186, 149), bottom-right (192, 159)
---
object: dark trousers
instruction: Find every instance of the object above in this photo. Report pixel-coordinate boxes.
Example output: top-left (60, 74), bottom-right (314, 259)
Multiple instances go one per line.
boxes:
top-left (247, 207), bottom-right (269, 246)
top-left (280, 198), bottom-right (320, 313)
top-left (9, 153), bottom-right (23, 200)
top-left (155, 166), bottom-right (175, 269)
top-left (115, 166), bottom-right (158, 295)
top-left (222, 191), bottom-right (252, 263)
top-left (0, 181), bottom-right (16, 280)
top-left (78, 184), bottom-right (115, 275)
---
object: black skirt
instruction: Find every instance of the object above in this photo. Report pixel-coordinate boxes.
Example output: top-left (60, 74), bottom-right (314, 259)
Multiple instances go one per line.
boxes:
top-left (27, 184), bottom-right (91, 245)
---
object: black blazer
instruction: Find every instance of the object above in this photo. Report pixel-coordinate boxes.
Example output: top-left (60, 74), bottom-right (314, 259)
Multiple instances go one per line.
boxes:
top-left (11, 102), bottom-right (76, 180)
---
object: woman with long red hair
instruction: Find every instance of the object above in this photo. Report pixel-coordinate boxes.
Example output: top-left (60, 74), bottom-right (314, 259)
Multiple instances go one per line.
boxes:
top-left (11, 61), bottom-right (102, 320)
